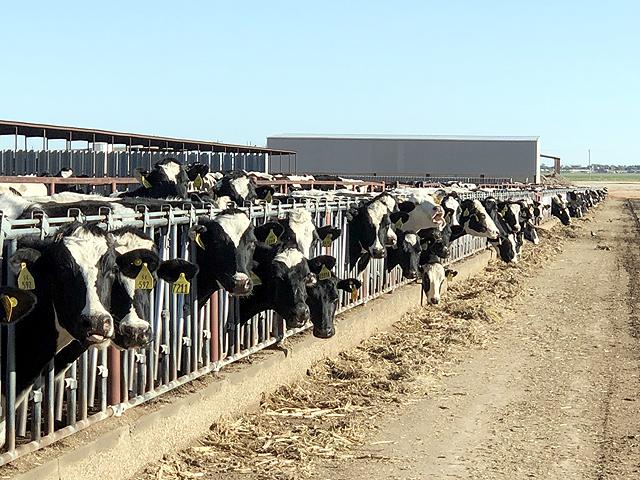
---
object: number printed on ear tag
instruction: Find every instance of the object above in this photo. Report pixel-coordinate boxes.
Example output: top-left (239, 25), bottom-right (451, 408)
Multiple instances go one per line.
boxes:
top-left (265, 229), bottom-right (279, 246)
top-left (322, 234), bottom-right (332, 248)
top-left (172, 272), bottom-right (190, 295)
top-left (318, 265), bottom-right (332, 281)
top-left (18, 262), bottom-right (35, 290)
top-left (135, 263), bottom-right (154, 290)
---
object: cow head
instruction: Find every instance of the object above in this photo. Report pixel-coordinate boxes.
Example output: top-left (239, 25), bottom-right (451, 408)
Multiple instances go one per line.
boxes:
top-left (256, 248), bottom-right (316, 329)
top-left (306, 255), bottom-right (360, 338)
top-left (386, 229), bottom-right (422, 279)
top-left (214, 171), bottom-right (257, 205)
top-left (551, 195), bottom-right (571, 225)
top-left (186, 163), bottom-right (210, 182)
top-left (422, 260), bottom-right (457, 305)
top-left (10, 223), bottom-right (117, 347)
top-left (347, 193), bottom-right (397, 259)
top-left (459, 199), bottom-right (500, 239)
top-left (132, 158), bottom-right (189, 199)
top-left (440, 192), bottom-right (461, 228)
top-left (418, 228), bottom-right (450, 259)
top-left (498, 201), bottom-right (521, 233)
top-left (191, 208), bottom-right (257, 298)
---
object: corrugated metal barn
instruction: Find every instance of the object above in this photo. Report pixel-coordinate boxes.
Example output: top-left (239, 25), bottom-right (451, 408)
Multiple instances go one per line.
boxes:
top-left (267, 134), bottom-right (541, 183)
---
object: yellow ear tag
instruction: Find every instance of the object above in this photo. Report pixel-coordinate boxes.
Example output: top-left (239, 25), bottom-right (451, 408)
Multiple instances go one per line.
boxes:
top-left (134, 263), bottom-right (154, 290)
top-left (250, 271), bottom-right (262, 286)
top-left (322, 234), bottom-right (333, 248)
top-left (434, 195), bottom-right (443, 205)
top-left (1, 295), bottom-right (18, 322)
top-left (193, 174), bottom-right (203, 189)
top-left (350, 287), bottom-right (359, 302)
top-left (394, 218), bottom-right (404, 229)
top-left (446, 271), bottom-right (455, 281)
top-left (141, 175), bottom-right (152, 189)
top-left (172, 272), bottom-right (190, 295)
top-left (318, 265), bottom-right (332, 281)
top-left (18, 262), bottom-right (35, 291)
top-left (265, 191), bottom-right (273, 203)
top-left (265, 229), bottom-right (278, 246)
top-left (462, 208), bottom-right (469, 217)
top-left (194, 233), bottom-right (206, 250)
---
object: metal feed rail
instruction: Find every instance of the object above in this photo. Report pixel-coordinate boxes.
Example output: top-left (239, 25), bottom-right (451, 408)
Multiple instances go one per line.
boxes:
top-left (0, 188), bottom-right (574, 464)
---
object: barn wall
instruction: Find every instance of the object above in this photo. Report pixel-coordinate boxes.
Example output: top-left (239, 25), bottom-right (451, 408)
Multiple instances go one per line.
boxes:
top-left (266, 137), bottom-right (540, 183)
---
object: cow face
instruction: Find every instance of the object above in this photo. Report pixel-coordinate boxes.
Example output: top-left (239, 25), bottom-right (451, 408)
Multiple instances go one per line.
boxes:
top-left (386, 230), bottom-right (422, 279)
top-left (422, 262), bottom-right (457, 305)
top-left (397, 193), bottom-right (446, 232)
top-left (268, 248), bottom-right (316, 328)
top-left (108, 228), bottom-right (160, 349)
top-left (348, 196), bottom-right (394, 259)
top-left (459, 199), bottom-right (500, 239)
top-left (186, 163), bottom-right (210, 181)
top-left (499, 202), bottom-right (521, 233)
top-left (10, 224), bottom-right (117, 347)
top-left (191, 209), bottom-right (256, 297)
top-left (215, 171), bottom-right (257, 205)
top-left (306, 255), bottom-right (360, 338)
top-left (131, 158), bottom-right (189, 199)
top-left (285, 209), bottom-right (320, 258)
top-left (551, 195), bottom-right (571, 225)
top-left (418, 228), bottom-right (450, 259)
top-left (441, 194), bottom-right (461, 228)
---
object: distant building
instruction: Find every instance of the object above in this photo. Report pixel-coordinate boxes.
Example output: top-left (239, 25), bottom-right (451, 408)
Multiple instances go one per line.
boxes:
top-left (267, 134), bottom-right (541, 183)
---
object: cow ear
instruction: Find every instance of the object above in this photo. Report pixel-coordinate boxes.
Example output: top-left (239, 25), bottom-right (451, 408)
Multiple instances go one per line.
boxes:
top-left (337, 278), bottom-right (361, 292)
top-left (316, 225), bottom-right (341, 244)
top-left (389, 212), bottom-right (410, 228)
top-left (308, 255), bottom-right (337, 274)
top-left (157, 259), bottom-right (199, 283)
top-left (398, 201), bottom-right (416, 213)
top-left (254, 222), bottom-right (285, 244)
top-left (116, 249), bottom-right (161, 278)
top-left (9, 248), bottom-right (42, 274)
top-left (445, 269), bottom-right (458, 280)
top-left (0, 287), bottom-right (37, 324)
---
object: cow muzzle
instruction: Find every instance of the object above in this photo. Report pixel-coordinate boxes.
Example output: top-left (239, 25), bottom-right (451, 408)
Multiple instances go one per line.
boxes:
top-left (117, 318), bottom-right (151, 349)
top-left (313, 326), bottom-right (335, 339)
top-left (288, 304), bottom-right (310, 328)
top-left (429, 297), bottom-right (440, 305)
top-left (230, 273), bottom-right (252, 296)
top-left (370, 246), bottom-right (386, 259)
top-left (81, 313), bottom-right (114, 343)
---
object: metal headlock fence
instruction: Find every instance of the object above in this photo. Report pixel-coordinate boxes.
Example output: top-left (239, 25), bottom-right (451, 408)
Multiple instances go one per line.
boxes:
top-left (0, 187), bottom-right (574, 464)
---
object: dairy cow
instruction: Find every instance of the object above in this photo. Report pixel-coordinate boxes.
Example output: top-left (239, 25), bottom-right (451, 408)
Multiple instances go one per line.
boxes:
top-left (551, 194), bottom-right (571, 225)
top-left (121, 158), bottom-right (190, 199)
top-left (306, 255), bottom-right (361, 338)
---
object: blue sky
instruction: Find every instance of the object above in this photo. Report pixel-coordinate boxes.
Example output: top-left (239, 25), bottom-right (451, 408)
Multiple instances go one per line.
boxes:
top-left (0, 1), bottom-right (638, 165)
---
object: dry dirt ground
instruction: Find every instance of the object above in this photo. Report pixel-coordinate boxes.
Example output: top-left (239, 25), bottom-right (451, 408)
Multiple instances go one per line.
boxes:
top-left (137, 192), bottom-right (640, 480)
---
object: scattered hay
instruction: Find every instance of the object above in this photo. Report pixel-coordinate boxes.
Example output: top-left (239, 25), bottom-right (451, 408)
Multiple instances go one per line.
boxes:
top-left (139, 222), bottom-right (571, 480)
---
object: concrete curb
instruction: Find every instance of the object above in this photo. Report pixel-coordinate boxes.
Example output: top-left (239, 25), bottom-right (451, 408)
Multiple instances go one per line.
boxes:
top-left (14, 249), bottom-right (493, 480)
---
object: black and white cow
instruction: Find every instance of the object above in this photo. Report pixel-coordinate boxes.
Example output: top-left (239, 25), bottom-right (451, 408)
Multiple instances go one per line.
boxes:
top-left (121, 158), bottom-right (190, 199)
top-left (551, 194), bottom-right (571, 225)
top-left (306, 255), bottom-right (361, 338)
top-left (238, 247), bottom-right (317, 328)
top-left (189, 208), bottom-right (257, 302)
top-left (482, 197), bottom-right (518, 263)
top-left (420, 253), bottom-right (458, 305)
top-left (3, 223), bottom-right (118, 444)
top-left (392, 190), bottom-right (445, 233)
top-left (346, 193), bottom-right (398, 273)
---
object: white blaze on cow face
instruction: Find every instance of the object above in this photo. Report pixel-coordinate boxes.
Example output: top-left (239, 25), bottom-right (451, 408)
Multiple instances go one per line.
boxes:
top-left (366, 199), bottom-right (389, 254)
top-left (231, 176), bottom-right (251, 202)
top-left (423, 262), bottom-right (447, 305)
top-left (288, 209), bottom-right (317, 258)
top-left (63, 231), bottom-right (112, 328)
top-left (214, 210), bottom-right (252, 248)
top-left (112, 232), bottom-right (156, 334)
top-left (442, 196), bottom-right (461, 227)
top-left (274, 248), bottom-right (306, 269)
top-left (158, 160), bottom-right (182, 183)
top-left (508, 203), bottom-right (521, 231)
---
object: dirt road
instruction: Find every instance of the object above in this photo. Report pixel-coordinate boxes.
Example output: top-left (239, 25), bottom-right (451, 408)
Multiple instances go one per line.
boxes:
top-left (312, 197), bottom-right (640, 479)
